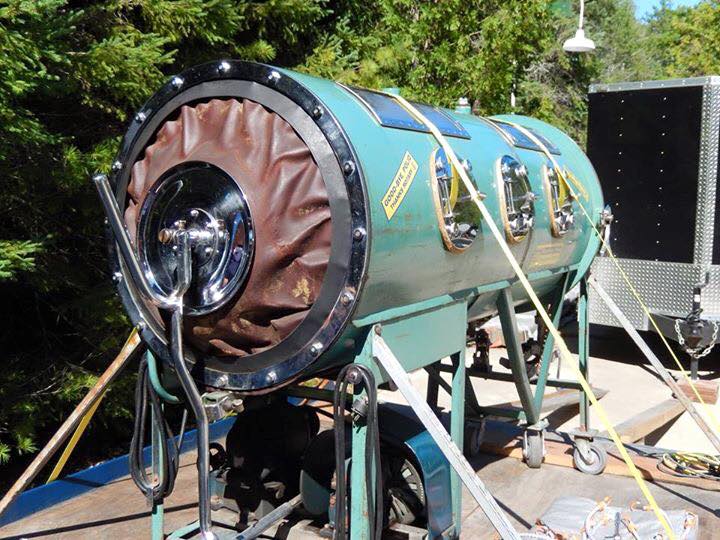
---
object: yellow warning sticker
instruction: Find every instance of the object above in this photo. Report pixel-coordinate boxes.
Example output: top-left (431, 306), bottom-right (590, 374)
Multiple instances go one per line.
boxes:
top-left (381, 152), bottom-right (418, 220)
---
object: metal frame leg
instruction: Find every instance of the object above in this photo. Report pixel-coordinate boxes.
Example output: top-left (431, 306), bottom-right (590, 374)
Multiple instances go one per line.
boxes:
top-left (497, 288), bottom-right (539, 426)
top-left (426, 362), bottom-right (441, 413)
top-left (450, 352), bottom-right (465, 534)
top-left (578, 278), bottom-right (590, 431)
top-left (350, 342), bottom-right (375, 540)
top-left (533, 274), bottom-right (572, 412)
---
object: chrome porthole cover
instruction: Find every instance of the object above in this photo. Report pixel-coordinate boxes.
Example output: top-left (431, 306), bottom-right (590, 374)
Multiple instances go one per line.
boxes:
top-left (137, 161), bottom-right (254, 316)
top-left (431, 147), bottom-right (481, 252)
top-left (544, 163), bottom-right (574, 236)
top-left (498, 155), bottom-right (535, 242)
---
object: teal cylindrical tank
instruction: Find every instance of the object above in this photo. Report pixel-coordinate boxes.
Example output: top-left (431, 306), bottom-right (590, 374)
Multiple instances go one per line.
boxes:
top-left (108, 60), bottom-right (604, 391)
top-left (281, 69), bottom-right (603, 318)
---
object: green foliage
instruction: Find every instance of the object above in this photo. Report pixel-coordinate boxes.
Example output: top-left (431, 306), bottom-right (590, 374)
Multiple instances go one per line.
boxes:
top-left (1, 0), bottom-right (719, 487)
top-left (302, 0), bottom-right (554, 112)
top-left (0, 240), bottom-right (42, 280)
top-left (646, 0), bottom-right (720, 77)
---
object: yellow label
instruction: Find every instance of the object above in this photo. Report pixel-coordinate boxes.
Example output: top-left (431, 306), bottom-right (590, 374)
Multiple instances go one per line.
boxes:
top-left (382, 152), bottom-right (418, 220)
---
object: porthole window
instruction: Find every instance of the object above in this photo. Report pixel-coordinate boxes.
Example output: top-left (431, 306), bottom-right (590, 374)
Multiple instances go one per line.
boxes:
top-left (497, 155), bottom-right (535, 243)
top-left (430, 147), bottom-right (481, 252)
top-left (543, 163), bottom-right (574, 237)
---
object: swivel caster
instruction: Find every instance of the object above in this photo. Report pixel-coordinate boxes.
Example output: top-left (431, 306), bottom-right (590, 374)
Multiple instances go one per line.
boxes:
top-left (573, 438), bottom-right (607, 475)
top-left (522, 429), bottom-right (545, 469)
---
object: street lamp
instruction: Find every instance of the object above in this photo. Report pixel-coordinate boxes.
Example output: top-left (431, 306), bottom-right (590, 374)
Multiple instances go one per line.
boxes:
top-left (563, 0), bottom-right (595, 53)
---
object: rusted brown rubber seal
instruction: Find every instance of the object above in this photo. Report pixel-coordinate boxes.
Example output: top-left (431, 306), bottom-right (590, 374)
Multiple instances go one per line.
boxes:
top-left (126, 98), bottom-right (332, 357)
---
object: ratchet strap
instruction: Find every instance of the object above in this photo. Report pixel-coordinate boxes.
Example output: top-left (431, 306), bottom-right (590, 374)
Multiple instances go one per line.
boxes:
top-left (503, 119), bottom-right (720, 440)
top-left (388, 94), bottom-right (675, 538)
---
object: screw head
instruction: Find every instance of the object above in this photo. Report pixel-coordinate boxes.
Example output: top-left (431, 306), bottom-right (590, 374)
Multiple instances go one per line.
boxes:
top-left (189, 209), bottom-right (200, 218)
top-left (346, 367), bottom-right (362, 384)
top-left (267, 70), bottom-right (281, 83)
top-left (312, 106), bottom-right (324, 119)
top-left (134, 111), bottom-right (146, 123)
top-left (218, 61), bottom-right (231, 74)
top-left (111, 160), bottom-right (122, 172)
top-left (343, 161), bottom-right (355, 176)
top-left (266, 371), bottom-right (278, 385)
top-left (170, 76), bottom-right (184, 89)
top-left (352, 227), bottom-right (366, 241)
top-left (340, 291), bottom-right (354, 306)
top-left (137, 320), bottom-right (147, 331)
top-left (112, 272), bottom-right (123, 283)
top-left (216, 374), bottom-right (229, 388)
top-left (309, 342), bottom-right (323, 356)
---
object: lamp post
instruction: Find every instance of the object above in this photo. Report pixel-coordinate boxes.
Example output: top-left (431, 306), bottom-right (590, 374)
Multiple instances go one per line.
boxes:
top-left (563, 0), bottom-right (595, 53)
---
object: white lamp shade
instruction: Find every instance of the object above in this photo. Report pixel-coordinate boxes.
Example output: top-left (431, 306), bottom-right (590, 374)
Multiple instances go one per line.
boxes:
top-left (563, 28), bottom-right (596, 53)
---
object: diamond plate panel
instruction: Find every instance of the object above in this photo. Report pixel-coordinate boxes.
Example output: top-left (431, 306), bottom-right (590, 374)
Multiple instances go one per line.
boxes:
top-left (589, 257), bottom-right (702, 329)
top-left (701, 265), bottom-right (720, 316)
top-left (693, 81), bottom-right (720, 265)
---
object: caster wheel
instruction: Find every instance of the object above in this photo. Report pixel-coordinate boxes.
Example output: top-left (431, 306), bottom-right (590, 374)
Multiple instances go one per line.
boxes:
top-left (523, 432), bottom-right (544, 469)
top-left (465, 420), bottom-right (486, 458)
top-left (573, 442), bottom-right (607, 475)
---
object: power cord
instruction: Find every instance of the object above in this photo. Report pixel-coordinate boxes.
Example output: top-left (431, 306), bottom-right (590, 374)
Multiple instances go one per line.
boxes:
top-left (129, 354), bottom-right (188, 502)
top-left (658, 451), bottom-right (720, 481)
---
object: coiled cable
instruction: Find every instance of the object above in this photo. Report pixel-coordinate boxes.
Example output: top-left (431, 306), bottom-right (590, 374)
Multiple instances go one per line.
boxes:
top-left (129, 354), bottom-right (187, 502)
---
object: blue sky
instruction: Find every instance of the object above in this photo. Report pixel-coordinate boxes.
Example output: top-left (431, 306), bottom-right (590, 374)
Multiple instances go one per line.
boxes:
top-left (634, 0), bottom-right (702, 18)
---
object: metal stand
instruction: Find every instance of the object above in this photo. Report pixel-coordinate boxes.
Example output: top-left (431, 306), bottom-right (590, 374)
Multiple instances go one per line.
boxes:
top-left (445, 276), bottom-right (604, 473)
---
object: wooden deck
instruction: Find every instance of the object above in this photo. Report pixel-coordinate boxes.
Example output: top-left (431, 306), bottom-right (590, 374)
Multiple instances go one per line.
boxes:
top-left (0, 439), bottom-right (717, 539)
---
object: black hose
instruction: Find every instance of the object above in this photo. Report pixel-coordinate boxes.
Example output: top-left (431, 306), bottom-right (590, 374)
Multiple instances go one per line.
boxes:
top-left (333, 364), bottom-right (383, 539)
top-left (129, 355), bottom-right (187, 502)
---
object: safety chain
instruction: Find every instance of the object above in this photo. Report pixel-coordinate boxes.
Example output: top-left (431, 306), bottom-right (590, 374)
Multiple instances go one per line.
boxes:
top-left (674, 318), bottom-right (719, 359)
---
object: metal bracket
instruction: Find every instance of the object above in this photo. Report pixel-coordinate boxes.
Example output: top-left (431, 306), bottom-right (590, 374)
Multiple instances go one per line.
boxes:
top-left (371, 328), bottom-right (520, 540)
top-left (203, 391), bottom-right (244, 423)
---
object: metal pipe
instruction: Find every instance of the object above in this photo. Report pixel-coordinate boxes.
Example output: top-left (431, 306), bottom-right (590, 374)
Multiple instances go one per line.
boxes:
top-left (232, 495), bottom-right (302, 540)
top-left (170, 309), bottom-right (215, 538)
top-left (168, 236), bottom-right (216, 539)
top-left (96, 172), bottom-right (215, 535)
top-left (92, 173), bottom-right (181, 310)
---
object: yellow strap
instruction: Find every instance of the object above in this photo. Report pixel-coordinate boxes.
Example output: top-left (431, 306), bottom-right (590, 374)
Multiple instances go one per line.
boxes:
top-left (45, 329), bottom-right (140, 483)
top-left (504, 119), bottom-right (720, 439)
top-left (389, 95), bottom-right (675, 538)
top-left (47, 391), bottom-right (106, 483)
